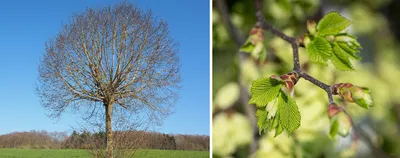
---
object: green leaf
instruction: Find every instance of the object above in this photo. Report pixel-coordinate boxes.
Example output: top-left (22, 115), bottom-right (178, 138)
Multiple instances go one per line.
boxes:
top-left (331, 43), bottom-right (354, 70)
top-left (250, 42), bottom-right (267, 61)
top-left (256, 108), bottom-right (269, 134)
top-left (317, 12), bottom-right (351, 35)
top-left (249, 77), bottom-right (284, 107)
top-left (274, 122), bottom-right (283, 137)
top-left (254, 91), bottom-right (301, 136)
top-left (337, 43), bottom-right (361, 59)
top-left (329, 118), bottom-right (339, 139)
top-left (306, 36), bottom-right (333, 65)
top-left (240, 39), bottom-right (255, 53)
top-left (278, 91), bottom-right (301, 134)
top-left (336, 113), bottom-right (351, 136)
top-left (352, 87), bottom-right (374, 109)
top-left (259, 47), bottom-right (267, 63)
top-left (338, 42), bottom-right (359, 55)
top-left (256, 107), bottom-right (279, 135)
top-left (268, 110), bottom-right (279, 130)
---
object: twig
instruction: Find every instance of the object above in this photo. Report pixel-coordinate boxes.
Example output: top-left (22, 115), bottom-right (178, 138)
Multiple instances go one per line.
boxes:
top-left (254, 0), bottom-right (332, 103)
top-left (254, 0), bottom-right (300, 71)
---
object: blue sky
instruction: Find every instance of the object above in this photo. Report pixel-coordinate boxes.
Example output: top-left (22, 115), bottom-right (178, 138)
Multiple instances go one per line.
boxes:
top-left (0, 0), bottom-right (209, 135)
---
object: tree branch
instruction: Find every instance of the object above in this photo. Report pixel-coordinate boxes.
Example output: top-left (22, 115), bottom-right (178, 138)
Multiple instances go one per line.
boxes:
top-left (254, 0), bottom-right (332, 103)
top-left (252, 0), bottom-right (389, 157)
top-left (254, 0), bottom-right (300, 71)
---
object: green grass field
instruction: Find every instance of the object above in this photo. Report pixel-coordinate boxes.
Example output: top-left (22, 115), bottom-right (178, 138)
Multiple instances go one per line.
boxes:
top-left (0, 149), bottom-right (209, 158)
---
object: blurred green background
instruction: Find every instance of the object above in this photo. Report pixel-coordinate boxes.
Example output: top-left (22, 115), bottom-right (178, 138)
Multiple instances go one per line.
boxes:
top-left (212, 0), bottom-right (400, 157)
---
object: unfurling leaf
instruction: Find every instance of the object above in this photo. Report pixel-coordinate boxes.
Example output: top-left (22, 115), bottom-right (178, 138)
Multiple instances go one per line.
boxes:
top-left (278, 92), bottom-right (301, 134)
top-left (329, 118), bottom-right (339, 138)
top-left (266, 98), bottom-right (278, 119)
top-left (327, 103), bottom-right (352, 138)
top-left (250, 74), bottom-right (301, 136)
top-left (307, 20), bottom-right (317, 35)
top-left (249, 77), bottom-right (284, 107)
top-left (331, 111), bottom-right (352, 137)
top-left (254, 91), bottom-right (301, 136)
top-left (331, 43), bottom-right (355, 70)
top-left (305, 12), bottom-right (361, 70)
top-left (317, 12), bottom-right (351, 36)
top-left (306, 36), bottom-right (333, 65)
top-left (240, 26), bottom-right (267, 62)
top-left (332, 83), bottom-right (374, 109)
top-left (255, 98), bottom-right (280, 135)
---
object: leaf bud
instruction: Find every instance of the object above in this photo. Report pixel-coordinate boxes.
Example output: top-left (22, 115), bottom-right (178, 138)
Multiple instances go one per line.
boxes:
top-left (332, 83), bottom-right (374, 109)
top-left (307, 20), bottom-right (316, 35)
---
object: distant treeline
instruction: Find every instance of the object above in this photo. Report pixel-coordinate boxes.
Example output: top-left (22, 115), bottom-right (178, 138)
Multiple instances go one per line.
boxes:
top-left (0, 130), bottom-right (209, 151)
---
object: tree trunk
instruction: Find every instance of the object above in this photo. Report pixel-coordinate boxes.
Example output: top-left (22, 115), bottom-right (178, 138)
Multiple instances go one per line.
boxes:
top-left (105, 102), bottom-right (113, 158)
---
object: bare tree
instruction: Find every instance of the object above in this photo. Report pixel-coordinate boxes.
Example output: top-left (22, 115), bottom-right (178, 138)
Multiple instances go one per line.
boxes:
top-left (36, 2), bottom-right (181, 157)
top-left (79, 108), bottom-right (153, 158)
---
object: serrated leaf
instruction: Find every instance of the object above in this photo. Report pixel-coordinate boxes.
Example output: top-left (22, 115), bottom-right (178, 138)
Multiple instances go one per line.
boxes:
top-left (269, 110), bottom-right (280, 130)
top-left (249, 77), bottom-right (284, 107)
top-left (256, 108), bottom-right (269, 134)
top-left (331, 43), bottom-right (354, 70)
top-left (278, 91), bottom-right (301, 134)
top-left (329, 118), bottom-right (339, 139)
top-left (256, 107), bottom-right (279, 134)
top-left (317, 12), bottom-right (351, 35)
top-left (274, 122), bottom-right (283, 137)
top-left (337, 43), bottom-right (361, 59)
top-left (306, 36), bottom-right (333, 65)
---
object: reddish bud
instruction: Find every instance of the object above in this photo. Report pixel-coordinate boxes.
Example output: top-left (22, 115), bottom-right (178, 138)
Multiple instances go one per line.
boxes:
top-left (249, 26), bottom-right (264, 45)
top-left (279, 72), bottom-right (299, 97)
top-left (327, 103), bottom-right (342, 118)
top-left (332, 83), bottom-right (374, 109)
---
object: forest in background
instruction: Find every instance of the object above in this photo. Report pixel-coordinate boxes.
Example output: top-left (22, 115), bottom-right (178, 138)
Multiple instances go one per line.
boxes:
top-left (0, 130), bottom-right (209, 151)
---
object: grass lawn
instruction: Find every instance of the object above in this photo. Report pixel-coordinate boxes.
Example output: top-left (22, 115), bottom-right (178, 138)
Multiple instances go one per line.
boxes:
top-left (0, 149), bottom-right (209, 158)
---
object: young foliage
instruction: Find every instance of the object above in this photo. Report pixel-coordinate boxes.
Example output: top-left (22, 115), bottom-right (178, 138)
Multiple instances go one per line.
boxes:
top-left (316, 12), bottom-right (351, 36)
top-left (247, 11), bottom-right (373, 139)
top-left (277, 92), bottom-right (301, 134)
top-left (240, 26), bottom-right (267, 62)
top-left (329, 112), bottom-right (352, 138)
top-left (304, 12), bottom-right (362, 70)
top-left (332, 83), bottom-right (374, 109)
top-left (249, 77), bottom-right (284, 107)
top-left (250, 77), bottom-right (300, 136)
top-left (306, 36), bottom-right (332, 65)
top-left (327, 104), bottom-right (352, 138)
